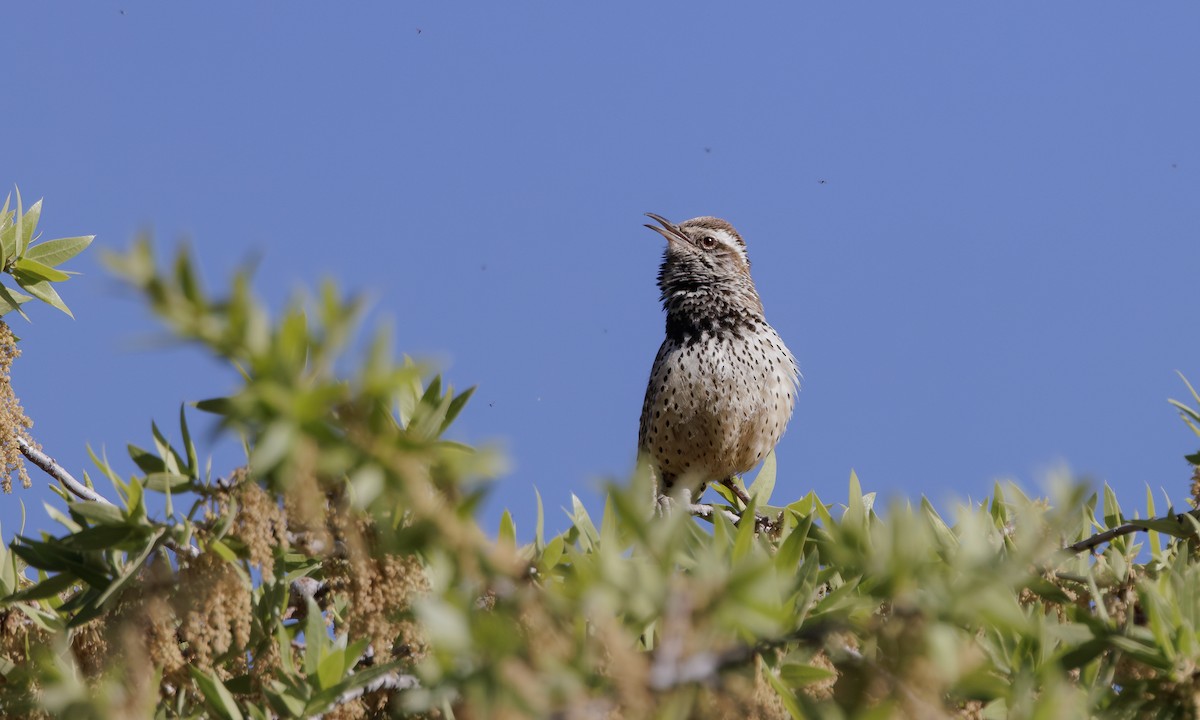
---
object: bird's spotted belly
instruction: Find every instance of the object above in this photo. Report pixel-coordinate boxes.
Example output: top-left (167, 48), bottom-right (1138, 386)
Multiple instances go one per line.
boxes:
top-left (638, 330), bottom-right (797, 492)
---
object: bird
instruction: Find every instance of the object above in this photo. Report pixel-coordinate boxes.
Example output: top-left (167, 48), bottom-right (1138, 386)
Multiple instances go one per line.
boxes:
top-left (638, 213), bottom-right (799, 505)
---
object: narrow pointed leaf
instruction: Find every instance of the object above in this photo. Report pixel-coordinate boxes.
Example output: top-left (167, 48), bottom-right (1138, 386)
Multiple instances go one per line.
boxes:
top-left (14, 276), bottom-right (71, 317)
top-left (13, 257), bottom-right (69, 282)
top-left (25, 235), bottom-right (93, 267)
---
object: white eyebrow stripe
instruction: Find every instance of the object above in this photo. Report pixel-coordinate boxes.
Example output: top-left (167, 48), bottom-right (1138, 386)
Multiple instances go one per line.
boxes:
top-left (713, 230), bottom-right (748, 264)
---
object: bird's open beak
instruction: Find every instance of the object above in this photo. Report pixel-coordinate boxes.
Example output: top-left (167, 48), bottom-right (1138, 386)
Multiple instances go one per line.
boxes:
top-left (644, 213), bottom-right (688, 245)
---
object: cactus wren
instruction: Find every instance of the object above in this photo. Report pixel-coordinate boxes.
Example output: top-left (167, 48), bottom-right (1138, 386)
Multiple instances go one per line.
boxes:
top-left (638, 213), bottom-right (799, 502)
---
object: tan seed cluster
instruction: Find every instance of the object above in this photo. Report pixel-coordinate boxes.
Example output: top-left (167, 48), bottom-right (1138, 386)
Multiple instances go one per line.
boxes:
top-left (328, 512), bottom-right (429, 656)
top-left (177, 551), bottom-right (252, 673)
top-left (232, 480), bottom-right (289, 575)
top-left (0, 320), bottom-right (32, 493)
top-left (1190, 464), bottom-right (1200, 509)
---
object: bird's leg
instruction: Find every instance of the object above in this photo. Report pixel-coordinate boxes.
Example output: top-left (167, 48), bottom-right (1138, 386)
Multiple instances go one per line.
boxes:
top-left (721, 476), bottom-right (752, 505)
top-left (655, 493), bottom-right (676, 517)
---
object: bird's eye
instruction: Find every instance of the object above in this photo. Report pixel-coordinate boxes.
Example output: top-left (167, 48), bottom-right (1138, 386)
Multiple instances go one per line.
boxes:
top-left (699, 235), bottom-right (718, 249)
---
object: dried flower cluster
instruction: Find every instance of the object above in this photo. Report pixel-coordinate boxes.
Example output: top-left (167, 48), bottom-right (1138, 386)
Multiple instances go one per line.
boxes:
top-left (328, 511), bottom-right (429, 658)
top-left (177, 551), bottom-right (253, 673)
top-left (0, 320), bottom-right (31, 492)
top-left (231, 479), bottom-right (289, 575)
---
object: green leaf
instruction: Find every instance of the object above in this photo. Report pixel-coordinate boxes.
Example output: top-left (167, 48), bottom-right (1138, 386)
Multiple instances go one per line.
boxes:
top-left (13, 276), bottom-right (72, 317)
top-left (190, 667), bottom-right (245, 720)
top-left (1102, 483), bottom-right (1122, 528)
top-left (439, 385), bottom-right (475, 436)
top-left (0, 283), bottom-right (32, 319)
top-left (126, 443), bottom-right (167, 474)
top-left (173, 248), bottom-right (204, 305)
top-left (6, 570), bottom-right (80, 601)
top-left (208, 538), bottom-right (238, 562)
top-left (94, 528), bottom-right (164, 606)
top-left (25, 235), bottom-right (93, 267)
top-left (0, 192), bottom-right (17, 267)
top-left (541, 535), bottom-right (565, 568)
top-left (180, 404), bottom-right (198, 478)
top-left (264, 681), bottom-right (308, 718)
top-left (750, 450), bottom-right (777, 505)
top-left (60, 524), bottom-right (137, 551)
top-left (780, 662), bottom-right (837, 686)
top-left (314, 661), bottom-right (410, 713)
top-left (569, 494), bottom-right (599, 550)
top-left (11, 189), bottom-right (25, 259)
top-left (1145, 485), bottom-right (1161, 561)
top-left (776, 513), bottom-right (813, 572)
top-left (305, 597), bottom-right (325, 679)
top-left (534, 487), bottom-right (545, 550)
top-left (11, 537), bottom-right (109, 586)
top-left (69, 501), bottom-right (127, 527)
top-left (732, 498), bottom-right (758, 562)
top-left (711, 480), bottom-right (740, 507)
top-left (144, 472), bottom-right (192, 492)
top-left (87, 445), bottom-right (122, 486)
top-left (13, 257), bottom-right (70, 283)
top-left (1130, 516), bottom-right (1195, 539)
top-left (1057, 637), bottom-right (1110, 670)
top-left (18, 197), bottom-right (40, 256)
top-left (14, 600), bottom-right (67, 633)
top-left (764, 666), bottom-right (805, 719)
top-left (151, 420), bottom-right (185, 475)
top-left (316, 637), bottom-right (348, 690)
top-left (498, 509), bottom-right (517, 549)
top-left (844, 469), bottom-right (866, 528)
top-left (124, 476), bottom-right (146, 523)
top-left (195, 396), bottom-right (236, 416)
top-left (251, 421), bottom-right (296, 474)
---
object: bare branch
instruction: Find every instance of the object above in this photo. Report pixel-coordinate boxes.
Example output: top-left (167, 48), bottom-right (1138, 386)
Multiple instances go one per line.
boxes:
top-left (17, 435), bottom-right (114, 506)
top-left (312, 672), bottom-right (420, 718)
top-left (720, 476), bottom-right (752, 505)
top-left (688, 502), bottom-right (781, 534)
top-left (650, 584), bottom-right (842, 693)
top-left (18, 434), bottom-right (205, 559)
top-left (283, 576), bottom-right (331, 619)
top-left (1063, 508), bottom-right (1200, 555)
top-left (649, 643), bottom-right (755, 691)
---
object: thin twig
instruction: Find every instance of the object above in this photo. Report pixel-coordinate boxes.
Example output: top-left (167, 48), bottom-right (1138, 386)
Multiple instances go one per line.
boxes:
top-left (650, 585), bottom-right (844, 693)
top-left (650, 643), bottom-right (755, 691)
top-left (1063, 509), bottom-right (1200, 555)
top-left (313, 672), bottom-right (420, 718)
top-left (17, 435), bottom-right (114, 505)
top-left (19, 434), bottom-right (202, 558)
top-left (688, 502), bottom-right (781, 534)
top-left (720, 476), bottom-right (752, 505)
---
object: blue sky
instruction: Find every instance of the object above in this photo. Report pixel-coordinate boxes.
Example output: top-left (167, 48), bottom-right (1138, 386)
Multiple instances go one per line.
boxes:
top-left (4, 3), bottom-right (1200, 541)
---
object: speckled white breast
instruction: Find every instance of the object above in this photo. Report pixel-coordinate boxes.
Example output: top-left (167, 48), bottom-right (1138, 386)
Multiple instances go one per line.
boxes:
top-left (638, 321), bottom-right (798, 492)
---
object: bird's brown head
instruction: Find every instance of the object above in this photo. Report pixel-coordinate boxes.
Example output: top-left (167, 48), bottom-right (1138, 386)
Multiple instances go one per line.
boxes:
top-left (645, 213), bottom-right (750, 276)
top-left (644, 213), bottom-right (764, 336)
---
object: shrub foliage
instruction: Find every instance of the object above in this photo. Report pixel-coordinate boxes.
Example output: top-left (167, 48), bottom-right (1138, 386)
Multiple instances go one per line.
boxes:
top-left (2, 197), bottom-right (1200, 719)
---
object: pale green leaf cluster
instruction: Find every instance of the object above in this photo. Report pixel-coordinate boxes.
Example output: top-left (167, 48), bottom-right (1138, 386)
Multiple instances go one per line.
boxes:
top-left (2, 233), bottom-right (1200, 719)
top-left (0, 189), bottom-right (92, 319)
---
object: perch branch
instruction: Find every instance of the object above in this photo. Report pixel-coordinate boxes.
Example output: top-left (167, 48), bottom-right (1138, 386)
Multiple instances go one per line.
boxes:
top-left (688, 502), bottom-right (781, 534)
top-left (18, 434), bottom-right (202, 558)
top-left (17, 435), bottom-right (114, 505)
top-left (1063, 508), bottom-right (1200, 555)
top-left (313, 672), bottom-right (421, 718)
